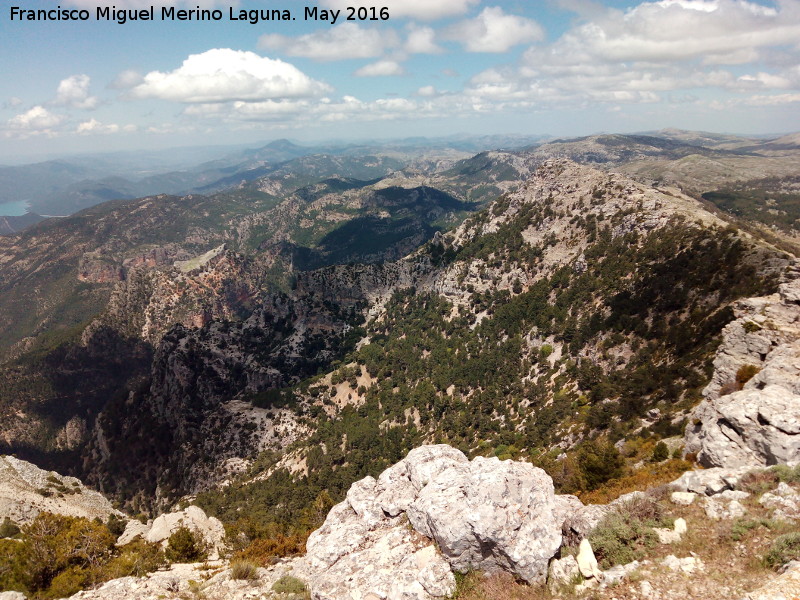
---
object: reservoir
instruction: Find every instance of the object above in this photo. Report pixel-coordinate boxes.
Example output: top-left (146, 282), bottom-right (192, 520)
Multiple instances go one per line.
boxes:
top-left (0, 200), bottom-right (30, 216)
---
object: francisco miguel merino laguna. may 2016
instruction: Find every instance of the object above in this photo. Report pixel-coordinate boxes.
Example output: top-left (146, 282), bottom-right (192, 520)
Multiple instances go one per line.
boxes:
top-left (8, 5), bottom-right (390, 24)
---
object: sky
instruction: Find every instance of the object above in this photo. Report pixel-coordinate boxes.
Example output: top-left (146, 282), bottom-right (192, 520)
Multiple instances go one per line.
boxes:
top-left (1, 0), bottom-right (799, 161)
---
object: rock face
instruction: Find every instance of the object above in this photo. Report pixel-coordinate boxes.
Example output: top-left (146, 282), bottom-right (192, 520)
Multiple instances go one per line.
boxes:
top-left (685, 274), bottom-right (800, 468)
top-left (0, 455), bottom-right (121, 524)
top-left (305, 445), bottom-right (564, 600)
top-left (117, 505), bottom-right (226, 561)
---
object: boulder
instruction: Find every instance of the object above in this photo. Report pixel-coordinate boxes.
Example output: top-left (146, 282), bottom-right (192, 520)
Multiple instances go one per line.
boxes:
top-left (670, 492), bottom-right (697, 505)
top-left (406, 455), bottom-right (561, 584)
top-left (117, 505), bottom-right (226, 561)
top-left (703, 498), bottom-right (746, 521)
top-left (547, 555), bottom-right (579, 593)
top-left (670, 467), bottom-right (750, 495)
top-left (576, 539), bottom-right (602, 580)
top-left (306, 445), bottom-right (565, 599)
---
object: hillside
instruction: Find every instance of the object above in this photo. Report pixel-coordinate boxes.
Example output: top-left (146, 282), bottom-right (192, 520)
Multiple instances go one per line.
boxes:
top-left (0, 140), bottom-right (798, 599)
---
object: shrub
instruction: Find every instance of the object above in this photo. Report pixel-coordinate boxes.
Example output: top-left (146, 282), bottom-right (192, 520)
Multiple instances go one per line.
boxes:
top-left (577, 439), bottom-right (625, 491)
top-left (588, 496), bottom-right (665, 569)
top-left (0, 517), bottom-right (20, 538)
top-left (165, 527), bottom-right (207, 563)
top-left (229, 559), bottom-right (259, 581)
top-left (737, 470), bottom-right (779, 496)
top-left (651, 441), bottom-right (669, 463)
top-left (770, 464), bottom-right (800, 484)
top-left (735, 364), bottom-right (760, 389)
top-left (106, 514), bottom-right (127, 537)
top-left (103, 539), bottom-right (166, 578)
top-left (764, 532), bottom-right (800, 569)
top-left (232, 533), bottom-right (306, 567)
top-left (272, 574), bottom-right (308, 594)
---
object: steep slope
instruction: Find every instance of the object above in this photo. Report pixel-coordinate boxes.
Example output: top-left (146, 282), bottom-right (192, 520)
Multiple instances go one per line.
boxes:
top-left (185, 160), bottom-right (791, 529)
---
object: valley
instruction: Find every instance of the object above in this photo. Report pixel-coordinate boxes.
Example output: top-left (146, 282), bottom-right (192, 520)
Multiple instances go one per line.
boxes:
top-left (0, 130), bottom-right (799, 600)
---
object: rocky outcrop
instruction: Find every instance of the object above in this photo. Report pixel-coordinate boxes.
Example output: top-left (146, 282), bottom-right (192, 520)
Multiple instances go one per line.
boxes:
top-left (685, 273), bottom-right (800, 468)
top-left (117, 505), bottom-right (226, 560)
top-left (0, 455), bottom-right (121, 524)
top-left (305, 445), bottom-right (565, 600)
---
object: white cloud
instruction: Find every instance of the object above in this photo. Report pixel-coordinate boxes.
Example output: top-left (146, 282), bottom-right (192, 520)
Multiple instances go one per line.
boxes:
top-left (76, 119), bottom-right (133, 134)
top-left (354, 60), bottom-right (406, 77)
top-left (110, 69), bottom-right (144, 90)
top-left (444, 7), bottom-right (545, 53)
top-left (3, 97), bottom-right (23, 109)
top-left (417, 85), bottom-right (439, 96)
top-left (528, 0), bottom-right (800, 66)
top-left (131, 49), bottom-right (331, 103)
top-left (54, 75), bottom-right (98, 109)
top-left (260, 23), bottom-right (395, 61)
top-left (405, 26), bottom-right (443, 54)
top-left (743, 93), bottom-right (800, 106)
top-left (320, 0), bottom-right (479, 20)
top-left (7, 106), bottom-right (65, 135)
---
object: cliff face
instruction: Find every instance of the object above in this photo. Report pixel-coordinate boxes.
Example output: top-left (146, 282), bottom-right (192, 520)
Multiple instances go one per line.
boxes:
top-left (685, 272), bottom-right (800, 467)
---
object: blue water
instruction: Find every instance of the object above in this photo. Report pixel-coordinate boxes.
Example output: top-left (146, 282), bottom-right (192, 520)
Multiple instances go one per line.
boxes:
top-left (0, 200), bottom-right (30, 216)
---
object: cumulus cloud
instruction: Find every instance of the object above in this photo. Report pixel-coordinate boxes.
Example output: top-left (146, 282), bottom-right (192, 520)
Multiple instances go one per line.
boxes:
top-left (109, 69), bottom-right (144, 90)
top-left (405, 26), bottom-right (443, 54)
top-left (260, 23), bottom-right (395, 61)
top-left (444, 7), bottom-right (545, 53)
top-left (526, 0), bottom-right (800, 66)
top-left (54, 75), bottom-right (98, 109)
top-left (354, 60), bottom-right (406, 77)
top-left (8, 106), bottom-right (65, 132)
top-left (130, 49), bottom-right (331, 103)
top-left (76, 119), bottom-right (134, 134)
top-left (320, 0), bottom-right (479, 20)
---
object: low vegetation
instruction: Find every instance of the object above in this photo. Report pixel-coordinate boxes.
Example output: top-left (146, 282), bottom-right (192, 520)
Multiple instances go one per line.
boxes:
top-left (0, 512), bottom-right (164, 599)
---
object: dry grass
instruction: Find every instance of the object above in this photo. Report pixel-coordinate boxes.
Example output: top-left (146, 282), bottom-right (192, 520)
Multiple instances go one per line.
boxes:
top-left (456, 480), bottom-right (800, 600)
top-left (579, 459), bottom-right (692, 504)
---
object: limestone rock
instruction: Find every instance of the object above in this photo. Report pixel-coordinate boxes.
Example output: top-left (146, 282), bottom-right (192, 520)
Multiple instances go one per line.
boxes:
top-left (759, 482), bottom-right (800, 521)
top-left (662, 554), bottom-right (704, 574)
top-left (547, 555), bottom-right (579, 593)
top-left (406, 454), bottom-right (561, 584)
top-left (740, 560), bottom-right (800, 600)
top-left (576, 539), bottom-right (602, 580)
top-left (135, 505), bottom-right (226, 561)
top-left (654, 518), bottom-right (687, 544)
top-left (670, 466), bottom-right (750, 495)
top-left (670, 492), bottom-right (697, 505)
top-left (0, 455), bottom-right (121, 524)
top-left (0, 592), bottom-right (27, 600)
top-left (704, 497), bottom-right (747, 520)
top-left (685, 272), bottom-right (800, 469)
top-left (117, 519), bottom-right (150, 546)
top-left (561, 503), bottom-right (610, 544)
top-left (306, 445), bottom-right (564, 598)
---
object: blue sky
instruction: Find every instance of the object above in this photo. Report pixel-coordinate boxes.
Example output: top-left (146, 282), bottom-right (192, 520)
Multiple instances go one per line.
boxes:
top-left (1, 0), bottom-right (799, 161)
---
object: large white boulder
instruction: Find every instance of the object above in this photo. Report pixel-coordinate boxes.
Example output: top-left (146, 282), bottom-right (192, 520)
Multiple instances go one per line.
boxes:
top-left (305, 445), bottom-right (565, 599)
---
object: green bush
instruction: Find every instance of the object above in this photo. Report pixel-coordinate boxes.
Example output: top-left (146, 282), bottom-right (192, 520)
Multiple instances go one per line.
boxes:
top-left (230, 559), bottom-right (259, 581)
top-left (764, 532), bottom-right (800, 569)
top-left (0, 517), bottom-right (20, 538)
top-left (272, 574), bottom-right (308, 594)
top-left (588, 496), bottom-right (664, 569)
top-left (165, 527), bottom-right (208, 563)
top-left (577, 439), bottom-right (625, 491)
top-left (651, 441), bottom-right (669, 463)
top-left (770, 464), bottom-right (800, 484)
